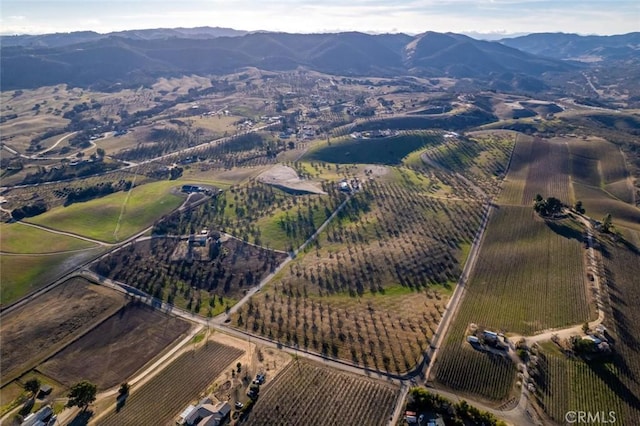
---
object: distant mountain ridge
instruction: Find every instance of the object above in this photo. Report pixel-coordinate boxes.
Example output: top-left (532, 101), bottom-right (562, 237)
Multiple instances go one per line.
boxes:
top-left (0, 29), bottom-right (601, 91)
top-left (500, 32), bottom-right (640, 62)
top-left (0, 26), bottom-right (248, 48)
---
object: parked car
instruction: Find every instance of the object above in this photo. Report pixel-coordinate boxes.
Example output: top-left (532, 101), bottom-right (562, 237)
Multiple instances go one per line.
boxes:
top-left (235, 401), bottom-right (244, 409)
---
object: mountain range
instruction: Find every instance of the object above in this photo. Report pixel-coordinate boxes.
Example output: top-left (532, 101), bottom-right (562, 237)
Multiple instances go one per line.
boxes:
top-left (1, 28), bottom-right (635, 92)
top-left (500, 32), bottom-right (640, 62)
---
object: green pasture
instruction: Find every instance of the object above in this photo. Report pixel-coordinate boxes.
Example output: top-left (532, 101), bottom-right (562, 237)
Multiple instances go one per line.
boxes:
top-left (0, 248), bottom-right (104, 306)
top-left (26, 181), bottom-right (186, 243)
top-left (305, 132), bottom-right (443, 165)
top-left (0, 222), bottom-right (98, 254)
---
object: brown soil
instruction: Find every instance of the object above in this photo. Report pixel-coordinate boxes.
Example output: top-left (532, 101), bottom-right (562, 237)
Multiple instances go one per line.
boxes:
top-left (39, 301), bottom-right (191, 390)
top-left (0, 277), bottom-right (125, 385)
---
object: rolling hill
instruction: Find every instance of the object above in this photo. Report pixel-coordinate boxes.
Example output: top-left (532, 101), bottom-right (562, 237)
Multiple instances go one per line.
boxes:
top-left (1, 30), bottom-right (578, 91)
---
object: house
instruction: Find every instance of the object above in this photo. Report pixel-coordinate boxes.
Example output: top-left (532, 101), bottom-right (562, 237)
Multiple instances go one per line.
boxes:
top-left (338, 181), bottom-right (350, 192)
top-left (178, 398), bottom-right (231, 426)
top-left (467, 335), bottom-right (479, 344)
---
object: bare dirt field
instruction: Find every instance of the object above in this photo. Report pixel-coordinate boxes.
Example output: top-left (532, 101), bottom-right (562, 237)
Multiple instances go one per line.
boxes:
top-left (38, 301), bottom-right (191, 390)
top-left (208, 332), bottom-right (292, 407)
top-left (258, 165), bottom-right (326, 195)
top-left (0, 277), bottom-right (125, 386)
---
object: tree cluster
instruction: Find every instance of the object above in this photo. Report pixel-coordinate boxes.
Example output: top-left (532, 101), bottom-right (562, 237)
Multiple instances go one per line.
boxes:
top-left (11, 201), bottom-right (48, 220)
top-left (533, 194), bottom-right (564, 217)
top-left (407, 388), bottom-right (506, 426)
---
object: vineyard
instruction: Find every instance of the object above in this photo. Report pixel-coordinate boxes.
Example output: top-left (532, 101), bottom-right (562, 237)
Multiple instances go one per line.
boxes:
top-left (432, 325), bottom-right (517, 401)
top-left (497, 134), bottom-right (534, 205)
top-left (596, 229), bottom-right (640, 423)
top-left (418, 131), bottom-right (516, 197)
top-left (39, 302), bottom-right (191, 390)
top-left (0, 168), bottom-right (155, 211)
top-left (92, 237), bottom-right (287, 314)
top-left (244, 360), bottom-right (398, 426)
top-left (521, 138), bottom-right (572, 205)
top-left (454, 205), bottom-right (592, 335)
top-left (433, 205), bottom-right (592, 402)
top-left (567, 136), bottom-right (639, 231)
top-left (232, 179), bottom-right (484, 373)
top-left (531, 349), bottom-right (627, 425)
top-left (98, 341), bottom-right (244, 426)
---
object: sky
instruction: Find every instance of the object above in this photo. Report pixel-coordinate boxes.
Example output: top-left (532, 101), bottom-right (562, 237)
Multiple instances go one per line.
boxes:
top-left (1, 0), bottom-right (638, 37)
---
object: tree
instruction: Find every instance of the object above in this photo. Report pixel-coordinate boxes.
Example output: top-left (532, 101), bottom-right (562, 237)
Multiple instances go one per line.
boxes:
top-left (236, 362), bottom-right (242, 373)
top-left (533, 195), bottom-right (563, 217)
top-left (602, 213), bottom-right (613, 233)
top-left (96, 147), bottom-right (106, 158)
top-left (66, 381), bottom-right (97, 411)
top-left (24, 378), bottom-right (40, 396)
top-left (574, 200), bottom-right (585, 214)
top-left (118, 383), bottom-right (130, 397)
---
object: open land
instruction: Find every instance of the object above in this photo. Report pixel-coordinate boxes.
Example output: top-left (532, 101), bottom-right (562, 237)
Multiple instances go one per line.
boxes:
top-left (39, 301), bottom-right (191, 390)
top-left (2, 60), bottom-right (640, 426)
top-left (0, 277), bottom-right (126, 386)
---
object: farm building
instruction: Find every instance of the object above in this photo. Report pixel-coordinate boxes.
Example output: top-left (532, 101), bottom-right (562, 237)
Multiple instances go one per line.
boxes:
top-left (38, 384), bottom-right (52, 398)
top-left (21, 405), bottom-right (54, 426)
top-left (405, 411), bottom-right (417, 424)
top-left (177, 398), bottom-right (231, 426)
top-left (483, 330), bottom-right (498, 342)
top-left (181, 185), bottom-right (203, 193)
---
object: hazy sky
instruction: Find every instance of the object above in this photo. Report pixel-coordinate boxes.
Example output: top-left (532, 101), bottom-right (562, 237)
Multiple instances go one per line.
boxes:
top-left (1, 0), bottom-right (638, 36)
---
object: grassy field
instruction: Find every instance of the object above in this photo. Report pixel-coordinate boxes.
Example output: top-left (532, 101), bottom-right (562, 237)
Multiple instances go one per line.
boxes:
top-left (0, 247), bottom-right (106, 306)
top-left (39, 302), bottom-right (191, 390)
top-left (0, 277), bottom-right (126, 386)
top-left (0, 222), bottom-right (98, 254)
top-left (305, 131), bottom-right (444, 165)
top-left (245, 360), bottom-right (399, 426)
top-left (97, 341), bottom-right (243, 426)
top-left (26, 180), bottom-right (186, 243)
